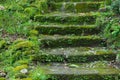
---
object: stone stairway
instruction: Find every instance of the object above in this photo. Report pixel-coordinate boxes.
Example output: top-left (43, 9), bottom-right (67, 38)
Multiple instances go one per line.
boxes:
top-left (33, 0), bottom-right (120, 80)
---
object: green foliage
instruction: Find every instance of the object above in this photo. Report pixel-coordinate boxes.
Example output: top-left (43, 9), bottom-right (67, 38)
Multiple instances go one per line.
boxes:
top-left (96, 0), bottom-right (120, 63)
top-left (0, 8), bottom-right (31, 35)
top-left (29, 67), bottom-right (49, 80)
top-left (0, 37), bottom-right (48, 79)
top-left (104, 18), bottom-right (120, 48)
top-left (0, 0), bottom-right (48, 80)
top-left (0, 0), bottom-right (48, 36)
top-left (96, 12), bottom-right (113, 30)
top-left (0, 40), bottom-right (6, 49)
top-left (105, 0), bottom-right (112, 5)
top-left (36, 0), bottom-right (48, 14)
top-left (0, 78), bottom-right (6, 80)
top-left (3, 38), bottom-right (39, 64)
top-left (111, 0), bottom-right (120, 15)
top-left (96, 0), bottom-right (120, 49)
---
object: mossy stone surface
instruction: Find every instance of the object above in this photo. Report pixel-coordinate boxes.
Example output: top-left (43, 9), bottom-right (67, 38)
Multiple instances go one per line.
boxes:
top-left (34, 12), bottom-right (97, 25)
top-left (49, 0), bottom-right (105, 2)
top-left (51, 2), bottom-right (102, 13)
top-left (39, 35), bottom-right (104, 48)
top-left (35, 25), bottom-right (99, 35)
top-left (33, 47), bottom-right (116, 62)
top-left (38, 61), bottom-right (120, 80)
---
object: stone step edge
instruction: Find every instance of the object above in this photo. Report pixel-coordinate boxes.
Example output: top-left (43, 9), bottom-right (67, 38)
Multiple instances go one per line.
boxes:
top-left (39, 35), bottom-right (105, 48)
top-left (35, 25), bottom-right (99, 35)
top-left (32, 50), bottom-right (116, 62)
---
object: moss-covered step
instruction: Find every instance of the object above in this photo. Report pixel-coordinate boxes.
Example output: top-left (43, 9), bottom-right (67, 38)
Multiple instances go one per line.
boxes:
top-left (39, 35), bottom-right (104, 48)
top-left (36, 25), bottom-right (99, 35)
top-left (35, 12), bottom-right (98, 25)
top-left (50, 2), bottom-right (103, 13)
top-left (49, 0), bottom-right (105, 2)
top-left (38, 61), bottom-right (120, 80)
top-left (33, 47), bottom-right (116, 62)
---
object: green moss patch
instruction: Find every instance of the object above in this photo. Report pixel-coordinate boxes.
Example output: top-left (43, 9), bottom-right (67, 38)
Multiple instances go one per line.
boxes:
top-left (34, 12), bottom-right (98, 25)
top-left (51, 2), bottom-right (102, 13)
top-left (39, 35), bottom-right (104, 48)
top-left (35, 25), bottom-right (99, 35)
top-left (49, 0), bottom-right (105, 2)
top-left (33, 47), bottom-right (116, 62)
top-left (49, 74), bottom-right (119, 80)
top-left (37, 61), bottom-right (120, 80)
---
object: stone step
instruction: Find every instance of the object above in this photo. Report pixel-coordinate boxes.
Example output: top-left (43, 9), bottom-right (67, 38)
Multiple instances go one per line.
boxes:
top-left (33, 47), bottom-right (116, 62)
top-left (35, 12), bottom-right (98, 25)
top-left (39, 35), bottom-right (104, 48)
top-left (36, 61), bottom-right (120, 80)
top-left (35, 25), bottom-right (99, 35)
top-left (50, 2), bottom-right (103, 13)
top-left (49, 0), bottom-right (104, 2)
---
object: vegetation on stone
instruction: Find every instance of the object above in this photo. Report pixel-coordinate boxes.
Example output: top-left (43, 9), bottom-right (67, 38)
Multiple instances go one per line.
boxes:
top-left (0, 0), bottom-right (120, 80)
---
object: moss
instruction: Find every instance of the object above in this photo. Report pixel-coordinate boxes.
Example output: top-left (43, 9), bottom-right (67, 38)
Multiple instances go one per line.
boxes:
top-left (33, 51), bottom-right (116, 63)
top-left (65, 3), bottom-right (75, 12)
top-left (21, 78), bottom-right (32, 80)
top-left (24, 7), bottom-right (38, 17)
top-left (96, 50), bottom-right (114, 55)
top-left (33, 54), bottom-right (64, 62)
top-left (15, 73), bottom-right (28, 79)
top-left (0, 40), bottom-right (6, 49)
top-left (36, 25), bottom-right (99, 35)
top-left (40, 35), bottom-right (103, 48)
top-left (36, 0), bottom-right (48, 14)
top-left (14, 59), bottom-right (30, 65)
top-left (49, 0), bottom-right (105, 2)
top-left (105, 0), bottom-right (112, 5)
top-left (13, 65), bottom-right (28, 72)
top-left (49, 75), bottom-right (118, 80)
top-left (14, 40), bottom-right (34, 50)
top-left (35, 14), bottom-right (97, 25)
top-left (75, 2), bottom-right (102, 13)
top-left (29, 30), bottom-right (39, 36)
top-left (8, 39), bottom-right (36, 53)
top-left (3, 39), bottom-right (39, 64)
top-left (52, 2), bottom-right (102, 13)
top-left (0, 78), bottom-right (6, 80)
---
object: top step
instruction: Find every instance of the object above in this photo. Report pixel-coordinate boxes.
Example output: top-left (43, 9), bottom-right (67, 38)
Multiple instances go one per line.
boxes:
top-left (49, 0), bottom-right (104, 2)
top-left (50, 2), bottom-right (103, 13)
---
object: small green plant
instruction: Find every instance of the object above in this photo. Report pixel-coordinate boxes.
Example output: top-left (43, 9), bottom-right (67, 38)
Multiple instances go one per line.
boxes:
top-left (29, 67), bottom-right (49, 80)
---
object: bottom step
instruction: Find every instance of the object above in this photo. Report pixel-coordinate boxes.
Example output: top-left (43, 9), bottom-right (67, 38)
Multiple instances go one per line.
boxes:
top-left (39, 61), bottom-right (120, 80)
